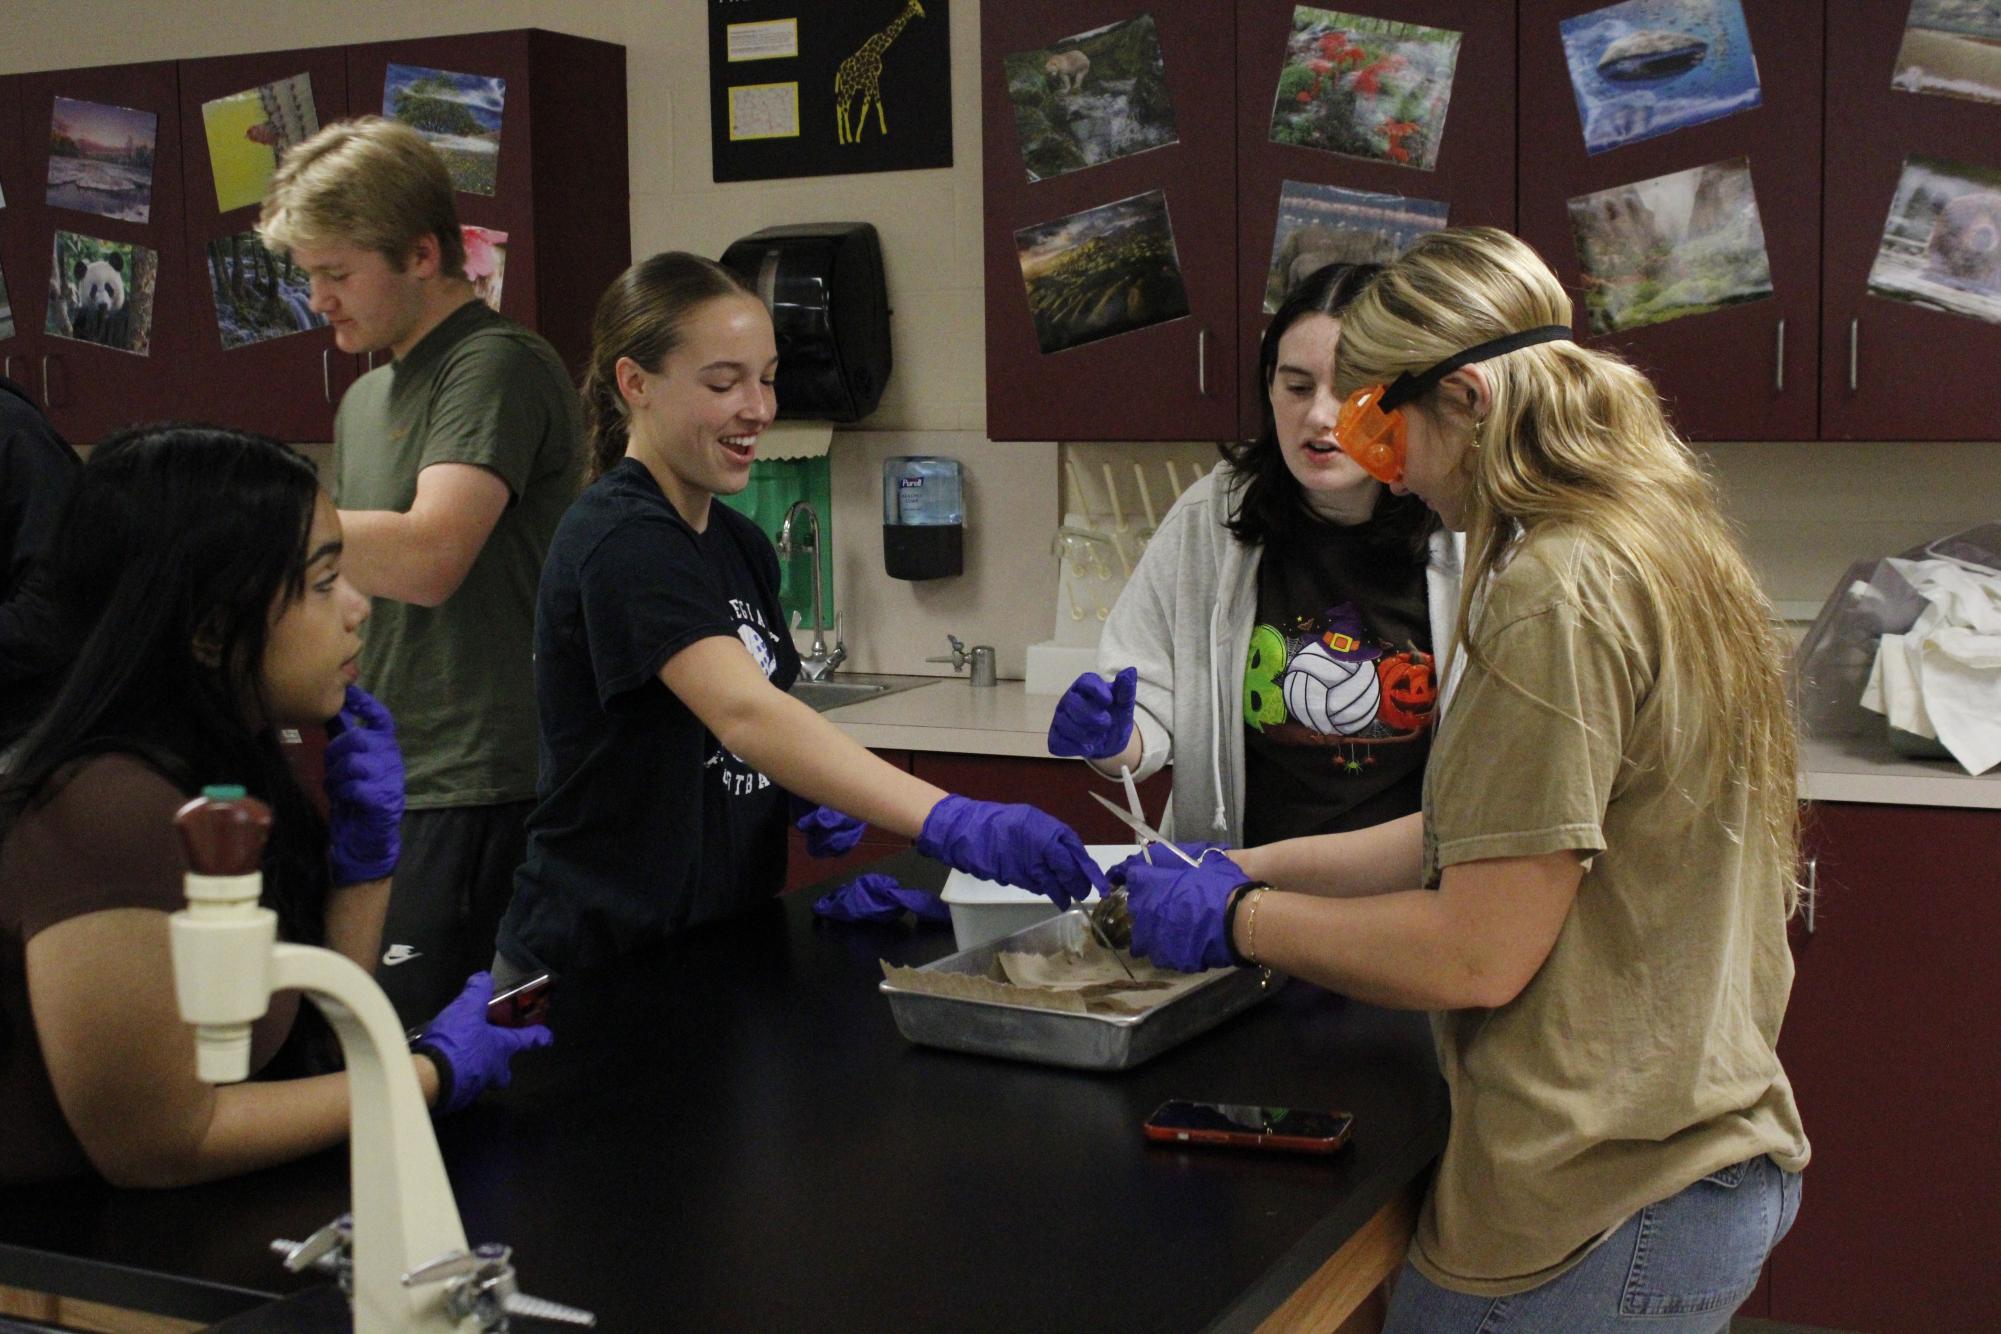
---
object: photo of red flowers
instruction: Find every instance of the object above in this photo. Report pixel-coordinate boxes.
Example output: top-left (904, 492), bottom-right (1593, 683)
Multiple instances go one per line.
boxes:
top-left (1267, 7), bottom-right (1461, 172)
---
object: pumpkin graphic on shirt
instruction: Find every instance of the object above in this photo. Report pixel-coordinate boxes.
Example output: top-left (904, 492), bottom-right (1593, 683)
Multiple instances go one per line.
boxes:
top-left (1376, 649), bottom-right (1437, 731)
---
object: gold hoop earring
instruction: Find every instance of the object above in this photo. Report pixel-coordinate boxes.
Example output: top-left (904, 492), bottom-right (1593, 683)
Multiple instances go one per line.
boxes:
top-left (1469, 417), bottom-right (1486, 450)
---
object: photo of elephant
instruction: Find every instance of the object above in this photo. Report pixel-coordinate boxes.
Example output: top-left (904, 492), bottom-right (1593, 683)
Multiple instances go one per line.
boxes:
top-left (1004, 13), bottom-right (1178, 183)
top-left (1868, 154), bottom-right (2001, 326)
top-left (1261, 179), bottom-right (1447, 311)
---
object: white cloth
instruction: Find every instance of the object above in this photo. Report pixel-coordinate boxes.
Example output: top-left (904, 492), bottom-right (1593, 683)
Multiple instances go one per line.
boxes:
top-left (1093, 462), bottom-right (1463, 841)
top-left (1861, 557), bottom-right (2001, 774)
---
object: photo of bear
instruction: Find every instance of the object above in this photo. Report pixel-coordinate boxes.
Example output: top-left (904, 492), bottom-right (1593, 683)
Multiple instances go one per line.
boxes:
top-left (45, 231), bottom-right (158, 356)
top-left (1003, 14), bottom-right (1179, 183)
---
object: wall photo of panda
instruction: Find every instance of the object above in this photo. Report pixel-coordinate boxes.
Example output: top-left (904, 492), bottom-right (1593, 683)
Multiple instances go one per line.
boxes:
top-left (45, 231), bottom-right (158, 356)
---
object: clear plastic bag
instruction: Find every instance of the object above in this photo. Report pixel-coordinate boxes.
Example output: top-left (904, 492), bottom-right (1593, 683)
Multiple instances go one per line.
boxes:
top-left (1792, 524), bottom-right (2001, 740)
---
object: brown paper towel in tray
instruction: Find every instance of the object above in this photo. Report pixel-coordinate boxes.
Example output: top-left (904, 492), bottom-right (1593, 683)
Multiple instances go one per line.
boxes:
top-left (881, 938), bottom-right (1222, 1017)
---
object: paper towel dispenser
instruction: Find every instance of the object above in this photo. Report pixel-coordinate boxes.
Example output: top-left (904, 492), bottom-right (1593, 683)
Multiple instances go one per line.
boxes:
top-left (720, 222), bottom-right (891, 423)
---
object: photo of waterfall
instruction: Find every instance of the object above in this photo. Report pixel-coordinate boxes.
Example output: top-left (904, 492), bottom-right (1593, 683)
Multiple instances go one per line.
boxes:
top-left (1004, 14), bottom-right (1179, 183)
top-left (206, 230), bottom-right (325, 350)
top-left (1566, 156), bottom-right (1772, 334)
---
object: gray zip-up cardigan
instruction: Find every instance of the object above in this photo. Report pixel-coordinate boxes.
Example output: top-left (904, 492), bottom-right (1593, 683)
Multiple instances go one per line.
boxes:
top-left (1093, 463), bottom-right (1464, 843)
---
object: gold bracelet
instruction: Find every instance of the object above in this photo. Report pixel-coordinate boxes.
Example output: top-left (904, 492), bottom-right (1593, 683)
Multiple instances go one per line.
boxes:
top-left (1243, 887), bottom-right (1268, 966)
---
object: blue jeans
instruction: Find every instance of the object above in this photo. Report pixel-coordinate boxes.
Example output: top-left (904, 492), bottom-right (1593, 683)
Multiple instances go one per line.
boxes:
top-left (1384, 1155), bottom-right (1802, 1333)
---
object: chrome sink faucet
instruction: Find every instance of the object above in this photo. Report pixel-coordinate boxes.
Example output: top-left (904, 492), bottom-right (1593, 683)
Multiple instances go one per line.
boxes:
top-left (778, 499), bottom-right (846, 682)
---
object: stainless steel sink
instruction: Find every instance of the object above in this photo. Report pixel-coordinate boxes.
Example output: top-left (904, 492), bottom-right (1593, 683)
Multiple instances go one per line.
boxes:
top-left (789, 676), bottom-right (934, 713)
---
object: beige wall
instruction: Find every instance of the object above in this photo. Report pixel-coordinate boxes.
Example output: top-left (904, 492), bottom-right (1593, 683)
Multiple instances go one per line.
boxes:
top-left (6, 0), bottom-right (1996, 673)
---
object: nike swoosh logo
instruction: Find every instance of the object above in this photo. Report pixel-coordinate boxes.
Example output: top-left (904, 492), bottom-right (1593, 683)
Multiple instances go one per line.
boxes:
top-left (381, 944), bottom-right (423, 966)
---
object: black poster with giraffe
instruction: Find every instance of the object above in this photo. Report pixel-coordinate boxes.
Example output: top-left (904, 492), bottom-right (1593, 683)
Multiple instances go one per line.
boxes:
top-left (709, 0), bottom-right (953, 182)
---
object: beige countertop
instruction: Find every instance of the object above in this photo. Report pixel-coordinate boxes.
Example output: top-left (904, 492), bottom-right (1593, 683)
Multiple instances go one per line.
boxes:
top-left (824, 676), bottom-right (2001, 811)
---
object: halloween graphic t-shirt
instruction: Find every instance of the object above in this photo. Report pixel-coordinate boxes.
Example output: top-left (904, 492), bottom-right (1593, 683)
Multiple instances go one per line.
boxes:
top-left (1241, 515), bottom-right (1434, 844)
top-left (500, 458), bottom-right (801, 975)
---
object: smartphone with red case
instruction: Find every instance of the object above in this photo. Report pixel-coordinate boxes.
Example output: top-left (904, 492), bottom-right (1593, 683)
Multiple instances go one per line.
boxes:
top-left (487, 973), bottom-right (553, 1027)
top-left (1142, 1100), bottom-right (1354, 1155)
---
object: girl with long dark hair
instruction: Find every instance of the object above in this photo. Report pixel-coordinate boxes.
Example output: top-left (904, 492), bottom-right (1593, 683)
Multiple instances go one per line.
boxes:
top-left (0, 425), bottom-right (546, 1186)
top-left (1049, 263), bottom-right (1464, 845)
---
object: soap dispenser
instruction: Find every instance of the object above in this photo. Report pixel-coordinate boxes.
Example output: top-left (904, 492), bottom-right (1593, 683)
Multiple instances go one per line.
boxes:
top-left (883, 455), bottom-right (964, 580)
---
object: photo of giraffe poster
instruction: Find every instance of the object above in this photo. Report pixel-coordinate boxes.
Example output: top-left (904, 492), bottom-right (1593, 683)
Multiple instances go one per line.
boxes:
top-left (708, 0), bottom-right (952, 182)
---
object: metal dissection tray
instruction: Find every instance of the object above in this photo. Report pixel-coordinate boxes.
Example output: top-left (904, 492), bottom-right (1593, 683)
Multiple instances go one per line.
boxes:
top-left (880, 910), bottom-right (1282, 1071)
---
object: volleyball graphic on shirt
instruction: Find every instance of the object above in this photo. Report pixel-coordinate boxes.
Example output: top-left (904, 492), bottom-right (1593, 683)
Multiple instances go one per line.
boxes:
top-left (1282, 639), bottom-right (1381, 736)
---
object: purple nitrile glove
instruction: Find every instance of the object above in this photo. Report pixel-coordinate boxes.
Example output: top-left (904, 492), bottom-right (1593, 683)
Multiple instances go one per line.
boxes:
top-left (914, 794), bottom-right (1110, 911)
top-left (411, 972), bottom-right (554, 1116)
top-left (1109, 843), bottom-right (1253, 973)
top-left (812, 873), bottom-right (951, 924)
top-left (1047, 667), bottom-right (1138, 760)
top-left (324, 684), bottom-right (404, 886)
top-left (789, 793), bottom-right (868, 858)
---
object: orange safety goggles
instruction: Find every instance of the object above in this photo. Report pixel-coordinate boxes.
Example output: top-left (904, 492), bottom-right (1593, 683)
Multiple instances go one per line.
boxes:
top-left (1333, 325), bottom-right (1573, 484)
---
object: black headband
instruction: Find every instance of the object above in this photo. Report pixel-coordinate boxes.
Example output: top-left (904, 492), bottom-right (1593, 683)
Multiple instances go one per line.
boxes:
top-left (1377, 325), bottom-right (1573, 413)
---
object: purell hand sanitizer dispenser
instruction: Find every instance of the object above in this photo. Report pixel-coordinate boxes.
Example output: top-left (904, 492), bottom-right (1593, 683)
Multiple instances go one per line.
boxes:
top-left (883, 456), bottom-right (963, 580)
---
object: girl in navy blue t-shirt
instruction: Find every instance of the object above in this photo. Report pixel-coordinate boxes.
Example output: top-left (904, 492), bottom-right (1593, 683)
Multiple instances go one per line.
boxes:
top-left (497, 254), bottom-right (1105, 977)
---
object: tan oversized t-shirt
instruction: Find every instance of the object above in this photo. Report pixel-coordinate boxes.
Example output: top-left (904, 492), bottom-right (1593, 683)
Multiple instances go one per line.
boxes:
top-left (1410, 526), bottom-right (1809, 1296)
top-left (334, 300), bottom-right (583, 808)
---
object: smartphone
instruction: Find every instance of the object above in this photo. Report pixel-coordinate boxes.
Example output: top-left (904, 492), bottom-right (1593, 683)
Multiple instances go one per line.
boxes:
top-left (1142, 1100), bottom-right (1354, 1155)
top-left (487, 973), bottom-right (553, 1027)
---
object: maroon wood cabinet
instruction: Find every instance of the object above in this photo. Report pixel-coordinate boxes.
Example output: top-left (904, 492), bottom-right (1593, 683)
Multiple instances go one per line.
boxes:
top-left (0, 76), bottom-right (30, 391)
top-left (176, 45), bottom-right (354, 443)
top-left (1766, 800), bottom-right (2001, 1333)
top-left (0, 29), bottom-right (625, 448)
top-left (982, 2), bottom-right (1240, 442)
top-left (1515, 0), bottom-right (1823, 441)
top-left (1235, 0), bottom-right (1517, 440)
top-left (9, 59), bottom-right (196, 445)
top-left (1819, 3), bottom-right (2001, 441)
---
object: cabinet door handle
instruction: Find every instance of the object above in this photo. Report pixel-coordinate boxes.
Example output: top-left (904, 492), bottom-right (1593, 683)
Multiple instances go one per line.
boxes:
top-left (1196, 328), bottom-right (1208, 397)
top-left (1802, 855), bottom-right (1818, 936)
top-left (1847, 319), bottom-right (1858, 393)
top-left (1773, 318), bottom-right (1785, 393)
top-left (40, 356), bottom-right (51, 407)
top-left (323, 348), bottom-right (332, 403)
top-left (2, 354), bottom-right (12, 383)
